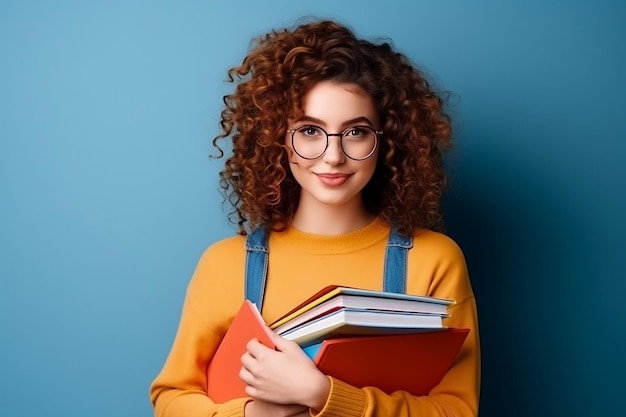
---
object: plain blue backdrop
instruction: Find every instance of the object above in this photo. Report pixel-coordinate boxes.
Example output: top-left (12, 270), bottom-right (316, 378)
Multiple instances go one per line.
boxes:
top-left (1, 1), bottom-right (624, 416)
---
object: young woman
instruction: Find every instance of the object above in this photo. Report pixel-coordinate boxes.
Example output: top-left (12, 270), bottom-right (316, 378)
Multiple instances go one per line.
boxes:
top-left (150, 20), bottom-right (480, 417)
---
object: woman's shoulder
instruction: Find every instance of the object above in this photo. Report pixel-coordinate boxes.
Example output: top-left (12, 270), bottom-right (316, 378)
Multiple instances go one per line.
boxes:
top-left (413, 228), bottom-right (463, 253)
top-left (408, 229), bottom-right (472, 300)
top-left (201, 234), bottom-right (247, 259)
top-left (188, 234), bottom-right (248, 294)
top-left (409, 228), bottom-right (467, 268)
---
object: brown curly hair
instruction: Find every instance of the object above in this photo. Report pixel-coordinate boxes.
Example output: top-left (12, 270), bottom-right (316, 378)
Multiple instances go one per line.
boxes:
top-left (212, 20), bottom-right (452, 235)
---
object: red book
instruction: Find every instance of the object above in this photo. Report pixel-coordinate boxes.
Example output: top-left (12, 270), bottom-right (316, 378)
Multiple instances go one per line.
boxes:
top-left (305, 328), bottom-right (469, 395)
top-left (206, 299), bottom-right (468, 401)
top-left (206, 300), bottom-right (275, 403)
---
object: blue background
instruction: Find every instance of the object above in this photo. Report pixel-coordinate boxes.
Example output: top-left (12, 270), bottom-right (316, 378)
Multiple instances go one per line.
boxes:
top-left (1, 1), bottom-right (624, 416)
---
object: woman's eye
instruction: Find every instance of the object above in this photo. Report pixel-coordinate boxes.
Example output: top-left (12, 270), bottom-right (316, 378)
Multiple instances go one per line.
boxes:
top-left (299, 126), bottom-right (322, 136)
top-left (346, 128), bottom-right (363, 137)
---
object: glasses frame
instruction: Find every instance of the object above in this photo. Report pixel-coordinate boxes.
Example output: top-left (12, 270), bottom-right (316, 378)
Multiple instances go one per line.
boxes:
top-left (287, 125), bottom-right (382, 161)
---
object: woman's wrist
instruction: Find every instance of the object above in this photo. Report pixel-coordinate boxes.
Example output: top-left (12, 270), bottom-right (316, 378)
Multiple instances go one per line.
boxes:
top-left (307, 374), bottom-right (331, 413)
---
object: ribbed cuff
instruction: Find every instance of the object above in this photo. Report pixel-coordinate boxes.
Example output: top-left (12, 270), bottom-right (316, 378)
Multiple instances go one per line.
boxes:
top-left (217, 397), bottom-right (250, 417)
top-left (311, 377), bottom-right (367, 417)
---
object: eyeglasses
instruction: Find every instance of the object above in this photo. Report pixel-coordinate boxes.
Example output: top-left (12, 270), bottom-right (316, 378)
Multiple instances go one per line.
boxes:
top-left (287, 125), bottom-right (381, 160)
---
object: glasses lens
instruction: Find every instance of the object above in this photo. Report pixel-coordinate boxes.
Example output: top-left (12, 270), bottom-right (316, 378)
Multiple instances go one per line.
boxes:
top-left (341, 126), bottom-right (377, 160)
top-left (292, 125), bottom-right (327, 159)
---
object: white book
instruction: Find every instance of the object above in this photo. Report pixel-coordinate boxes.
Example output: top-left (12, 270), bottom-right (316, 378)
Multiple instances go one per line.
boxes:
top-left (279, 307), bottom-right (444, 346)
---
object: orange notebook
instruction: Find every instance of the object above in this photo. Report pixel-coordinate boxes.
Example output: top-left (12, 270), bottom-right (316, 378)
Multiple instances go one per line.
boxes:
top-left (206, 300), bottom-right (468, 401)
top-left (206, 300), bottom-right (276, 403)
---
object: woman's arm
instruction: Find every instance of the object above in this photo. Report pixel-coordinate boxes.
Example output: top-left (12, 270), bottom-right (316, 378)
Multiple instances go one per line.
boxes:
top-left (149, 293), bottom-right (247, 417)
top-left (150, 240), bottom-right (252, 417)
top-left (309, 296), bottom-right (480, 417)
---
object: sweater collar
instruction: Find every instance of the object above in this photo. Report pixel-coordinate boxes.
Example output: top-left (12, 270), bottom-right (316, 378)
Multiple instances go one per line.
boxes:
top-left (272, 217), bottom-right (390, 254)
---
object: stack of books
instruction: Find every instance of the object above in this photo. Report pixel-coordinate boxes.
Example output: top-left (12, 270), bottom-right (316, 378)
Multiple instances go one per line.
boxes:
top-left (270, 285), bottom-right (452, 346)
top-left (206, 285), bottom-right (469, 403)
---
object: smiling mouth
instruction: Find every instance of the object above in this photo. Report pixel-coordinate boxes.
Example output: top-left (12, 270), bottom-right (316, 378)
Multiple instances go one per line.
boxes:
top-left (316, 173), bottom-right (351, 186)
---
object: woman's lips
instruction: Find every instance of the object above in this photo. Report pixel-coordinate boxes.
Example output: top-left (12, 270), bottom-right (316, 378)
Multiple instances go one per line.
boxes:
top-left (316, 173), bottom-right (351, 186)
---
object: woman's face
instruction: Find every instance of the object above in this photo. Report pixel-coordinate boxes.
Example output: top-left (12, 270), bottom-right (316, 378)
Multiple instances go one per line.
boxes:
top-left (286, 80), bottom-right (380, 213)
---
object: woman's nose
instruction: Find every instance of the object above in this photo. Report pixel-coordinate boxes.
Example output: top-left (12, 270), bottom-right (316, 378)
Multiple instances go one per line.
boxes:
top-left (322, 134), bottom-right (346, 164)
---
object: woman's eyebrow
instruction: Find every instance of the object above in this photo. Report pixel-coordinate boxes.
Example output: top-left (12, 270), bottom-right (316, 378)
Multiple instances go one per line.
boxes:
top-left (298, 115), bottom-right (375, 128)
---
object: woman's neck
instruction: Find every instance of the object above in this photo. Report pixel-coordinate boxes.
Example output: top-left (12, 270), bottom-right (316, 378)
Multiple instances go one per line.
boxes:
top-left (290, 199), bottom-right (376, 236)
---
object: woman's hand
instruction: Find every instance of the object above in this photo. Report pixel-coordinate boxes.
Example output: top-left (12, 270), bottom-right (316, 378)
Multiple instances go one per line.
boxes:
top-left (240, 332), bottom-right (330, 412)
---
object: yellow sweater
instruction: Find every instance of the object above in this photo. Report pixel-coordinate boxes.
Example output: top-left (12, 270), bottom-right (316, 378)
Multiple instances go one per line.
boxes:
top-left (150, 218), bottom-right (480, 417)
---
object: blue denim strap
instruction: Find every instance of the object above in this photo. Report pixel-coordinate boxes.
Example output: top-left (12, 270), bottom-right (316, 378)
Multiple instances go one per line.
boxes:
top-left (244, 224), bottom-right (412, 311)
top-left (244, 227), bottom-right (269, 311)
top-left (383, 226), bottom-right (413, 293)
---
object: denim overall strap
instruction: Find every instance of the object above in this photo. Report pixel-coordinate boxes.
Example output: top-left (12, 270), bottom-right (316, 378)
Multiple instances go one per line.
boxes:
top-left (244, 227), bottom-right (269, 311)
top-left (383, 226), bottom-right (413, 293)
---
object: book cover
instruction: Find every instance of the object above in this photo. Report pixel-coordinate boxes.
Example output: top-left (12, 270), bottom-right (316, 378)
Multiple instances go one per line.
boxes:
top-left (279, 307), bottom-right (444, 346)
top-left (206, 300), bottom-right (275, 402)
top-left (309, 329), bottom-right (470, 395)
top-left (270, 285), bottom-right (453, 330)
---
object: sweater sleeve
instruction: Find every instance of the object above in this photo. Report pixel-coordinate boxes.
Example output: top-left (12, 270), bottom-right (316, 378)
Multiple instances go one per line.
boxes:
top-left (149, 240), bottom-right (252, 417)
top-left (312, 233), bottom-right (481, 417)
top-left (149, 303), bottom-right (250, 417)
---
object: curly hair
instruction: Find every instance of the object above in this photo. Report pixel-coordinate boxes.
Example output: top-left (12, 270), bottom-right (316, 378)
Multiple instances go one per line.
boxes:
top-left (212, 20), bottom-right (453, 235)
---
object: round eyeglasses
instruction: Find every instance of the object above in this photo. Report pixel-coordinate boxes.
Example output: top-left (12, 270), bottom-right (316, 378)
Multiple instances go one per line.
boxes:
top-left (287, 125), bottom-right (381, 160)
